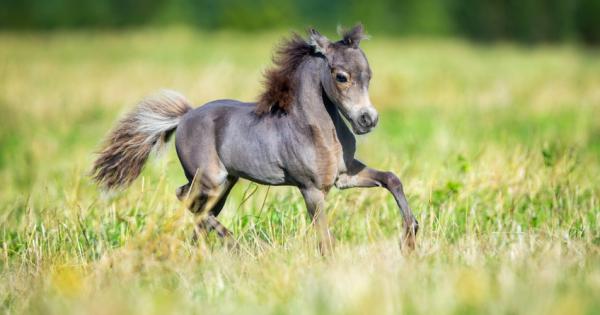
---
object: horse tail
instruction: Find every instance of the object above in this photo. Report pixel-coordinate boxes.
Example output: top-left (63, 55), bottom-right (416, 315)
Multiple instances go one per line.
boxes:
top-left (91, 89), bottom-right (192, 190)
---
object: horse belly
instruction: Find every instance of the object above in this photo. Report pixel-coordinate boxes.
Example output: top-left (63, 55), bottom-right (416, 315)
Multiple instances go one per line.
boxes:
top-left (219, 139), bottom-right (288, 185)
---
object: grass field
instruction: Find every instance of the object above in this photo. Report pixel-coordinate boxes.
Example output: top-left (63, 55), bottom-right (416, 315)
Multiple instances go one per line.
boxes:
top-left (1, 28), bottom-right (599, 315)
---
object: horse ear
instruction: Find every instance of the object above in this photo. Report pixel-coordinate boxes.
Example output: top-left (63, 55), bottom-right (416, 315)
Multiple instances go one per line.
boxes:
top-left (308, 28), bottom-right (330, 55)
top-left (339, 23), bottom-right (369, 48)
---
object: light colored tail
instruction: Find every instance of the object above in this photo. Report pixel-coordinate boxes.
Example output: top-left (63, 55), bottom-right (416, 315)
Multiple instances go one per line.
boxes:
top-left (91, 90), bottom-right (192, 190)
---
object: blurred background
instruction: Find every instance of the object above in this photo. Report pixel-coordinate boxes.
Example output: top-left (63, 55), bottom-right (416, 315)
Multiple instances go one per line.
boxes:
top-left (1, 0), bottom-right (600, 45)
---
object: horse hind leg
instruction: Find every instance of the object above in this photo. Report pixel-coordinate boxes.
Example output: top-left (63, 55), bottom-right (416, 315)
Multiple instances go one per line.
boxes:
top-left (198, 215), bottom-right (231, 238)
top-left (177, 176), bottom-right (239, 241)
top-left (176, 183), bottom-right (191, 201)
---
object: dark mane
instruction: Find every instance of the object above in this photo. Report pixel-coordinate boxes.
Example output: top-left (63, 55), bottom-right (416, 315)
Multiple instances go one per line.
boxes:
top-left (256, 33), bottom-right (313, 115)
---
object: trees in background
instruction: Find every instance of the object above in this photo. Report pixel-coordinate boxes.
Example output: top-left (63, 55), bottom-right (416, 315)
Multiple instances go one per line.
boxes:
top-left (1, 0), bottom-right (598, 45)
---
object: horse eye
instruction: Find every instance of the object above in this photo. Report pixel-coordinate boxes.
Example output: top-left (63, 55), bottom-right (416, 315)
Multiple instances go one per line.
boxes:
top-left (335, 73), bottom-right (348, 83)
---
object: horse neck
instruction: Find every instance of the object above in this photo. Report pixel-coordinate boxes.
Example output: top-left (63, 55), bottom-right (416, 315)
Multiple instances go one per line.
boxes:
top-left (291, 57), bottom-right (339, 130)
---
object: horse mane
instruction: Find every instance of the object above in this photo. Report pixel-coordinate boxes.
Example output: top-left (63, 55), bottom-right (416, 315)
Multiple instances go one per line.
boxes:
top-left (256, 33), bottom-right (313, 115)
top-left (256, 25), bottom-right (367, 115)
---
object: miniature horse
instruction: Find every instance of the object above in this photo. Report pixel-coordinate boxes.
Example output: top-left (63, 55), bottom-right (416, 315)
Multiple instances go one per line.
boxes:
top-left (92, 25), bottom-right (419, 251)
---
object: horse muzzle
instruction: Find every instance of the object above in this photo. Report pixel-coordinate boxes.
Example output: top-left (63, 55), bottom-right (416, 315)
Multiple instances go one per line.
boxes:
top-left (354, 107), bottom-right (379, 134)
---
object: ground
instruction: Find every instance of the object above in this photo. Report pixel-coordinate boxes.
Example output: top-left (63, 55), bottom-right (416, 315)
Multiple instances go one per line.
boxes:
top-left (0, 28), bottom-right (599, 315)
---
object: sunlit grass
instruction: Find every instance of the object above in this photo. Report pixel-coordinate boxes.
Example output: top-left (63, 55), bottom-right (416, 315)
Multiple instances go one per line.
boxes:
top-left (0, 28), bottom-right (599, 314)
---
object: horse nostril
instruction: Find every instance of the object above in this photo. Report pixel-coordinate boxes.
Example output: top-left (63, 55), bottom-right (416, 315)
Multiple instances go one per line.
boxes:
top-left (358, 113), bottom-right (372, 128)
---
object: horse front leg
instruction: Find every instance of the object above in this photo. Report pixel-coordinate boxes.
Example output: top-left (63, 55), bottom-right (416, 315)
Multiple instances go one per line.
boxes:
top-left (336, 159), bottom-right (419, 250)
top-left (300, 187), bottom-right (334, 254)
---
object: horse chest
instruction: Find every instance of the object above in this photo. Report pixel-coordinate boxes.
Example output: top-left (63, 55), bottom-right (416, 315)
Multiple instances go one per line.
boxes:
top-left (308, 125), bottom-right (343, 189)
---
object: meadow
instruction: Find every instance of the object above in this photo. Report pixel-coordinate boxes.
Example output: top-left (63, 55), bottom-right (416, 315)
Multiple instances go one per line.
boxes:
top-left (0, 28), bottom-right (599, 314)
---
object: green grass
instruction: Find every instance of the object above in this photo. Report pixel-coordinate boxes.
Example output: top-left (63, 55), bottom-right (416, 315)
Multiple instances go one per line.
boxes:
top-left (1, 28), bottom-right (599, 315)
